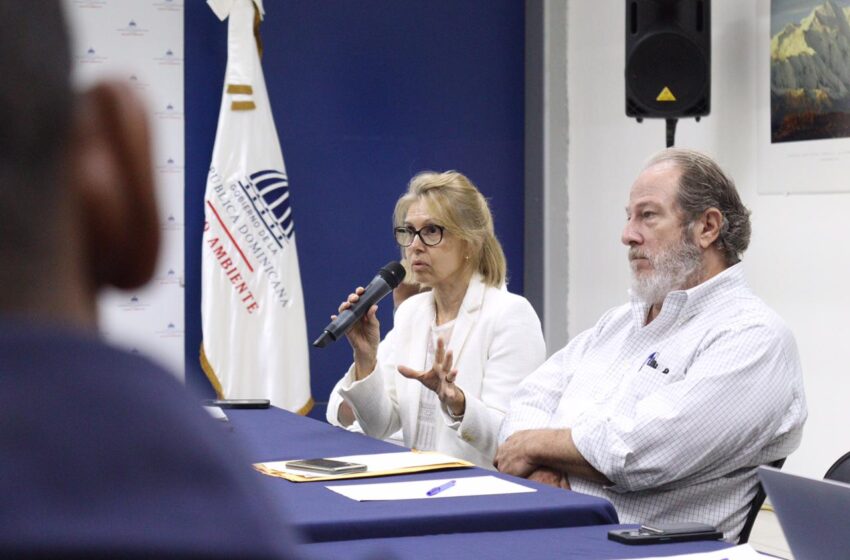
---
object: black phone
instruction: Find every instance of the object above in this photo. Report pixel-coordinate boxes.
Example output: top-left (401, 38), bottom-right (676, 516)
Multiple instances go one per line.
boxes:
top-left (285, 458), bottom-right (368, 474)
top-left (608, 523), bottom-right (723, 545)
top-left (203, 399), bottom-right (270, 409)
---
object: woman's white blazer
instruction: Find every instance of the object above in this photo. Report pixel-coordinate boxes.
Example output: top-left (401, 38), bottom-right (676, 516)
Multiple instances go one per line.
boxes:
top-left (326, 273), bottom-right (545, 467)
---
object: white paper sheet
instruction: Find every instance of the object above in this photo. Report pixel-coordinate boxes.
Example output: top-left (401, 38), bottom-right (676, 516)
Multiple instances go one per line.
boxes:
top-left (325, 475), bottom-right (536, 501)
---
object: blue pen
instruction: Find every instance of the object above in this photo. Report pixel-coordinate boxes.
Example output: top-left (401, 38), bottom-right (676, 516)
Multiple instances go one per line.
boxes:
top-left (643, 351), bottom-right (658, 370)
top-left (426, 480), bottom-right (456, 496)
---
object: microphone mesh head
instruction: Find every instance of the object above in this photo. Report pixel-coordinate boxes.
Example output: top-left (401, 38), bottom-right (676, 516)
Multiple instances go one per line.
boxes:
top-left (378, 261), bottom-right (406, 288)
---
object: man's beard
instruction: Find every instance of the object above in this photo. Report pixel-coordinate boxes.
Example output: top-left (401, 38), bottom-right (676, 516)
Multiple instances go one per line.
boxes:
top-left (629, 233), bottom-right (703, 305)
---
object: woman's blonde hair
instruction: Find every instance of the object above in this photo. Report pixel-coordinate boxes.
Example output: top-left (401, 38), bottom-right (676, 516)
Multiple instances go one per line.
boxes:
top-left (393, 171), bottom-right (506, 287)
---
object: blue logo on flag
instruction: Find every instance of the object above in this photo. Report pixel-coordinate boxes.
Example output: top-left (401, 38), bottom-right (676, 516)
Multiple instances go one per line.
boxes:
top-left (241, 169), bottom-right (295, 245)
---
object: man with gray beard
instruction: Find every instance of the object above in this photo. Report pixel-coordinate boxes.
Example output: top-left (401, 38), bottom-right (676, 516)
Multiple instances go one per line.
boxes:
top-left (495, 148), bottom-right (807, 542)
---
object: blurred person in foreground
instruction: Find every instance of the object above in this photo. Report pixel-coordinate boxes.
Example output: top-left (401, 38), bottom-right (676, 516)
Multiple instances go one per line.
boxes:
top-left (0, 3), bottom-right (304, 558)
top-left (496, 148), bottom-right (807, 541)
top-left (326, 171), bottom-right (545, 467)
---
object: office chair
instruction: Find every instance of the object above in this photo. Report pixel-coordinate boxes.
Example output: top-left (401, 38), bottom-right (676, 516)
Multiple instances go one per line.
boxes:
top-left (738, 457), bottom-right (786, 544)
top-left (824, 451), bottom-right (850, 483)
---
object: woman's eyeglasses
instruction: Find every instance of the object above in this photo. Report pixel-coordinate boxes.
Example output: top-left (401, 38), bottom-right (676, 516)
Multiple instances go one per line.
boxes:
top-left (393, 224), bottom-right (445, 247)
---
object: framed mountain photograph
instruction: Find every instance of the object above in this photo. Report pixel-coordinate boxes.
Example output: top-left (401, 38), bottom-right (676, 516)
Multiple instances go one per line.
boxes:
top-left (757, 0), bottom-right (850, 193)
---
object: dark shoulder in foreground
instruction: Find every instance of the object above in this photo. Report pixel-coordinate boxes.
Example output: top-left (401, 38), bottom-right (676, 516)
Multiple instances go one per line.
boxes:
top-left (0, 320), bottom-right (302, 559)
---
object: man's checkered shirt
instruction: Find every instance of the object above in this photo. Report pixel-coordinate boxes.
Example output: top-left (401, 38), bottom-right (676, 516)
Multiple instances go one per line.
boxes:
top-left (500, 264), bottom-right (807, 540)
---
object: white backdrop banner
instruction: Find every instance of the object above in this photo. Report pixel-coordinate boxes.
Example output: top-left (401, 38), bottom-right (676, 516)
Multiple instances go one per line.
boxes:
top-left (201, 0), bottom-right (312, 414)
top-left (65, 0), bottom-right (186, 380)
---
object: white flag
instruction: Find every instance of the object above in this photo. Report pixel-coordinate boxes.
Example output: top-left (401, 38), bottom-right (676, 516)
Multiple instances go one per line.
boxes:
top-left (201, 0), bottom-right (312, 414)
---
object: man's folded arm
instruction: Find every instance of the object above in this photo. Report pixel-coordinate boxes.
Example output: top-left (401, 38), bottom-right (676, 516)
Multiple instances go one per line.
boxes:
top-left (495, 427), bottom-right (612, 485)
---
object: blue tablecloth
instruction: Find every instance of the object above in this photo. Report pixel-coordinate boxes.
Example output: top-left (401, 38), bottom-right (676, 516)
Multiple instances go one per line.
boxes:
top-left (224, 407), bottom-right (618, 543)
top-left (300, 524), bottom-right (731, 559)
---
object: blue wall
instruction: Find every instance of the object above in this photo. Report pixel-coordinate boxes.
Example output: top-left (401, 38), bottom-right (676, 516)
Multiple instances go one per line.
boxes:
top-left (185, 1), bottom-right (525, 418)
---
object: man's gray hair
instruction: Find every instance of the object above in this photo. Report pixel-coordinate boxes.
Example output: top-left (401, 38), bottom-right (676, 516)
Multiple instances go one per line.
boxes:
top-left (645, 148), bottom-right (751, 266)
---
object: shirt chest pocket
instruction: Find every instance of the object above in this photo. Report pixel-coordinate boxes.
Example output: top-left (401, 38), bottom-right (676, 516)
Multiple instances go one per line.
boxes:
top-left (626, 349), bottom-right (693, 402)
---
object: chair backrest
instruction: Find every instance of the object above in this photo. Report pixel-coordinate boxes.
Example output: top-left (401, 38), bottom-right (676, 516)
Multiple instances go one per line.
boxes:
top-left (824, 451), bottom-right (850, 483)
top-left (738, 457), bottom-right (785, 544)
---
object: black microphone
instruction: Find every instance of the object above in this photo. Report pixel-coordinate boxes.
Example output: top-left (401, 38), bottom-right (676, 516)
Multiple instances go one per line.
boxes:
top-left (312, 261), bottom-right (406, 348)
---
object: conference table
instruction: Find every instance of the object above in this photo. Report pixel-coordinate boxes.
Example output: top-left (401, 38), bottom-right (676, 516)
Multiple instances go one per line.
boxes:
top-left (225, 406), bottom-right (617, 542)
top-left (223, 407), bottom-right (733, 557)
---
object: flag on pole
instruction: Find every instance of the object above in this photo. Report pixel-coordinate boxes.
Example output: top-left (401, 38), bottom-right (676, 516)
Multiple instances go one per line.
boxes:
top-left (201, 0), bottom-right (312, 414)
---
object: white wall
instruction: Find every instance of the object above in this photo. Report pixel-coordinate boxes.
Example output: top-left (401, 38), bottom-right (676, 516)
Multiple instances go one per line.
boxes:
top-left (566, 1), bottom-right (850, 478)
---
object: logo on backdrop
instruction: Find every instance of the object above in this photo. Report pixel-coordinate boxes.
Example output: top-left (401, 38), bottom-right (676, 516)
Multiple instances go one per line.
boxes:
top-left (156, 156), bottom-right (183, 174)
top-left (127, 73), bottom-right (151, 91)
top-left (204, 165), bottom-right (296, 312)
top-left (161, 213), bottom-right (184, 231)
top-left (155, 102), bottom-right (183, 120)
top-left (155, 267), bottom-right (181, 286)
top-left (156, 322), bottom-right (184, 339)
top-left (118, 295), bottom-right (151, 312)
top-left (77, 47), bottom-right (107, 65)
top-left (155, 48), bottom-right (183, 66)
top-left (118, 19), bottom-right (149, 37)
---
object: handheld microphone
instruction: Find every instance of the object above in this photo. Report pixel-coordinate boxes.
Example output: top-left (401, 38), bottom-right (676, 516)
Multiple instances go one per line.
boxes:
top-left (312, 261), bottom-right (406, 348)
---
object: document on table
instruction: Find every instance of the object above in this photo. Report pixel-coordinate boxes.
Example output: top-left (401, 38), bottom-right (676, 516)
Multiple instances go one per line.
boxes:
top-left (254, 450), bottom-right (473, 482)
top-left (326, 475), bottom-right (535, 501)
top-left (612, 544), bottom-right (770, 560)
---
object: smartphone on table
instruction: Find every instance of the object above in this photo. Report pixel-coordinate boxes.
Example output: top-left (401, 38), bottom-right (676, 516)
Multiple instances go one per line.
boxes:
top-left (285, 458), bottom-right (368, 474)
top-left (203, 399), bottom-right (270, 409)
top-left (608, 522), bottom-right (723, 544)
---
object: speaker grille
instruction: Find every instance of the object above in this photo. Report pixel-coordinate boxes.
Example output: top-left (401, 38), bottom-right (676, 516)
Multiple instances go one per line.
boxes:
top-left (626, 31), bottom-right (709, 117)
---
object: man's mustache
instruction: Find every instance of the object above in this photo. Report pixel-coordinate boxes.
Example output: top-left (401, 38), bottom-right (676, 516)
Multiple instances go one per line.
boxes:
top-left (629, 248), bottom-right (651, 261)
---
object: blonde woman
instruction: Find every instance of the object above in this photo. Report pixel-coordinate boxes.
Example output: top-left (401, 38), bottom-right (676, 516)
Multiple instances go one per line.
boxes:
top-left (326, 171), bottom-right (545, 467)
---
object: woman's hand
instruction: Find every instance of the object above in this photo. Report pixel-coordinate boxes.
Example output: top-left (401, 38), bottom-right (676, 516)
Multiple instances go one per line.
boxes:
top-left (334, 287), bottom-right (381, 379)
top-left (398, 337), bottom-right (466, 417)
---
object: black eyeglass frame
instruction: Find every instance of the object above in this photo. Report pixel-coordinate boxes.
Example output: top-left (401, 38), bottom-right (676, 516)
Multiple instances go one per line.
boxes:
top-left (393, 224), bottom-right (446, 247)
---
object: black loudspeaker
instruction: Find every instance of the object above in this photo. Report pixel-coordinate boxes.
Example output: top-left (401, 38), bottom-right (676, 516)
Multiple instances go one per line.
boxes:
top-left (625, 0), bottom-right (710, 121)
